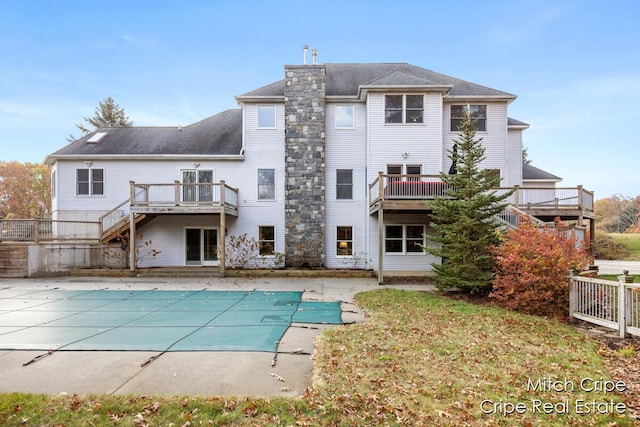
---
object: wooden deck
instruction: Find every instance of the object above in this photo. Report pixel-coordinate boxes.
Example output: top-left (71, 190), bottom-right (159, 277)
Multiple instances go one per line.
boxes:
top-left (368, 173), bottom-right (594, 220)
top-left (129, 181), bottom-right (239, 216)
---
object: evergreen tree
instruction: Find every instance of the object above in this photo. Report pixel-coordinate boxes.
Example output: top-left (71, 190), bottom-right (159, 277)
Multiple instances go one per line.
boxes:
top-left (425, 106), bottom-right (513, 293)
top-left (68, 97), bottom-right (132, 141)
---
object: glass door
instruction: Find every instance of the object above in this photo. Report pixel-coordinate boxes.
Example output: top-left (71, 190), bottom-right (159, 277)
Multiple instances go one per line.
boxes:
top-left (185, 227), bottom-right (219, 266)
top-left (181, 170), bottom-right (214, 203)
top-left (203, 228), bottom-right (218, 264)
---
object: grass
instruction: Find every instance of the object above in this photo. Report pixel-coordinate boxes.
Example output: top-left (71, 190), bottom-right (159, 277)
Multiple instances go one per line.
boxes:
top-left (597, 232), bottom-right (640, 260)
top-left (609, 233), bottom-right (640, 260)
top-left (1, 289), bottom-right (635, 426)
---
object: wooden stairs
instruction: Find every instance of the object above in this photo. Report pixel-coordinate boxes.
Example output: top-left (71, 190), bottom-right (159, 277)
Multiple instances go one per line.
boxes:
top-left (100, 214), bottom-right (156, 243)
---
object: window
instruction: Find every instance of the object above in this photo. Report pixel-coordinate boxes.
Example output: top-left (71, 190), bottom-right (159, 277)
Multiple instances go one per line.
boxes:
top-left (385, 95), bottom-right (424, 124)
top-left (385, 225), bottom-right (426, 254)
top-left (259, 226), bottom-right (275, 255)
top-left (406, 165), bottom-right (422, 181)
top-left (485, 169), bottom-right (502, 186)
top-left (406, 225), bottom-right (425, 252)
top-left (335, 105), bottom-right (354, 128)
top-left (182, 169), bottom-right (213, 202)
top-left (387, 165), bottom-right (402, 186)
top-left (336, 169), bottom-right (353, 199)
top-left (258, 168), bottom-right (275, 200)
top-left (258, 105), bottom-right (276, 128)
top-left (451, 105), bottom-right (487, 132)
top-left (385, 225), bottom-right (404, 253)
top-left (387, 164), bottom-right (422, 183)
top-left (337, 226), bottom-right (353, 256)
top-left (76, 168), bottom-right (104, 196)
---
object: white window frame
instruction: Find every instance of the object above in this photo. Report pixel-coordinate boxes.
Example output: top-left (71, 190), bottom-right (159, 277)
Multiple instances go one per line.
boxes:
top-left (384, 224), bottom-right (426, 255)
top-left (76, 168), bottom-right (104, 196)
top-left (336, 169), bottom-right (353, 200)
top-left (336, 226), bottom-right (353, 257)
top-left (258, 225), bottom-right (276, 256)
top-left (257, 168), bottom-right (276, 201)
top-left (335, 105), bottom-right (355, 129)
top-left (450, 104), bottom-right (487, 132)
top-left (258, 105), bottom-right (276, 129)
top-left (384, 94), bottom-right (424, 124)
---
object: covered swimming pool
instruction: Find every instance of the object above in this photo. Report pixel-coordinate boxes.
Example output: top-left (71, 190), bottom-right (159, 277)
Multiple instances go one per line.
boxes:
top-left (0, 289), bottom-right (344, 353)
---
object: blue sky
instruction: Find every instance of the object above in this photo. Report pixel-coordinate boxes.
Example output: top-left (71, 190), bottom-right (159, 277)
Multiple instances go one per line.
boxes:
top-left (1, 0), bottom-right (638, 199)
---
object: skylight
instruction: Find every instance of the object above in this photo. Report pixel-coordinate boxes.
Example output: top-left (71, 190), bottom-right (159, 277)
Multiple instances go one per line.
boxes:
top-left (87, 132), bottom-right (107, 144)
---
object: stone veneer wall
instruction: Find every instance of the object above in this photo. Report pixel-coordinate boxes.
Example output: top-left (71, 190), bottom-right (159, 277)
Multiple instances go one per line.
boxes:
top-left (284, 64), bottom-right (326, 267)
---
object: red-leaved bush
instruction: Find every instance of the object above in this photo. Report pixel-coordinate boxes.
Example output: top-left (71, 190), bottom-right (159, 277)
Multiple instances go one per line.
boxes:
top-left (491, 217), bottom-right (592, 320)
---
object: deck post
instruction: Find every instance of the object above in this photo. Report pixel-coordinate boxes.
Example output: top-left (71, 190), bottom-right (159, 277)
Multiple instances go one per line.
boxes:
top-left (378, 171), bottom-right (384, 202)
top-left (33, 219), bottom-right (39, 243)
top-left (513, 185), bottom-right (520, 207)
top-left (220, 180), bottom-right (226, 278)
top-left (174, 180), bottom-right (180, 206)
top-left (577, 185), bottom-right (584, 209)
top-left (378, 205), bottom-right (384, 285)
top-left (129, 212), bottom-right (136, 273)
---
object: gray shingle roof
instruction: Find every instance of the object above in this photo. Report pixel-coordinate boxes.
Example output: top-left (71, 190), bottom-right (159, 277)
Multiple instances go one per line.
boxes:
top-left (522, 163), bottom-right (562, 181)
top-left (49, 109), bottom-right (242, 158)
top-left (508, 117), bottom-right (529, 127)
top-left (240, 63), bottom-right (515, 98)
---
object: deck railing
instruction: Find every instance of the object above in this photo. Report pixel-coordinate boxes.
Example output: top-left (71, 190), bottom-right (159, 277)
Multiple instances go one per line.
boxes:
top-left (0, 219), bottom-right (99, 242)
top-left (496, 185), bottom-right (594, 212)
top-left (369, 174), bottom-right (593, 214)
top-left (130, 181), bottom-right (238, 208)
top-left (369, 173), bottom-right (454, 203)
top-left (570, 274), bottom-right (639, 338)
top-left (98, 198), bottom-right (131, 238)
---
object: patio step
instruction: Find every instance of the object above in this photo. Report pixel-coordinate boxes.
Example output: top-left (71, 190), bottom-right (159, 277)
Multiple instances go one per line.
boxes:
top-left (136, 267), bottom-right (222, 278)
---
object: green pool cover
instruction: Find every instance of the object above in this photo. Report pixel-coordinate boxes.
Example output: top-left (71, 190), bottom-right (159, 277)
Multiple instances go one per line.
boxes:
top-left (0, 289), bottom-right (343, 353)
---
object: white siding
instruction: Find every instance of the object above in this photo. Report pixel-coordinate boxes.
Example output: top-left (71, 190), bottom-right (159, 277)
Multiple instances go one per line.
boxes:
top-left (325, 103), bottom-right (368, 268)
top-left (367, 93), bottom-right (443, 180)
top-left (443, 102), bottom-right (509, 183)
top-left (507, 128), bottom-right (523, 186)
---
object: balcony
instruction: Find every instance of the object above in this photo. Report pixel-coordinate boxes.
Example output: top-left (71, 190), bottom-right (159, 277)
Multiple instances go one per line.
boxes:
top-left (129, 181), bottom-right (239, 216)
top-left (369, 173), bottom-right (594, 219)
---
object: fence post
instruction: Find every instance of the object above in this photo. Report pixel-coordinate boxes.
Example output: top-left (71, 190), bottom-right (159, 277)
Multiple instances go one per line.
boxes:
top-left (569, 272), bottom-right (576, 321)
top-left (619, 270), bottom-right (635, 338)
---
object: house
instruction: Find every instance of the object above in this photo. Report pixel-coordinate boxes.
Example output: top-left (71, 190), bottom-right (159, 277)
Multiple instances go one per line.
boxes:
top-left (44, 50), bottom-right (595, 281)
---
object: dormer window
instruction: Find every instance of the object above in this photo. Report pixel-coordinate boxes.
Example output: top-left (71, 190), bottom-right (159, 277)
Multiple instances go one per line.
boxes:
top-left (385, 95), bottom-right (424, 124)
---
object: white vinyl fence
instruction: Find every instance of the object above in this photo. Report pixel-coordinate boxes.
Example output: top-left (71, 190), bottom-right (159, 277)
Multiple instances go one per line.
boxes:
top-left (570, 273), bottom-right (639, 338)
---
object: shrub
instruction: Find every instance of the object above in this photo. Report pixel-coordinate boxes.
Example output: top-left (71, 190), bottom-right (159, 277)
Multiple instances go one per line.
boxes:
top-left (491, 217), bottom-right (592, 319)
top-left (220, 233), bottom-right (259, 268)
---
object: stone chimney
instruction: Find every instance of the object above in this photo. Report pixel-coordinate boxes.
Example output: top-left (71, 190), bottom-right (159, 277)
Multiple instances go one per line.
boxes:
top-left (283, 49), bottom-right (326, 268)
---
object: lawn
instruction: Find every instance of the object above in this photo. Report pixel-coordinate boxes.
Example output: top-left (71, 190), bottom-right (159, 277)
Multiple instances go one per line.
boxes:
top-left (1, 289), bottom-right (635, 426)
top-left (609, 233), bottom-right (640, 260)
top-left (598, 232), bottom-right (640, 260)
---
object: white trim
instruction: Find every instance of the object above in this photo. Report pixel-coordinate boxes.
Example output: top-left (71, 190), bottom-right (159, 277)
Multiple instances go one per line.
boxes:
top-left (184, 226), bottom-right (220, 266)
top-left (257, 104), bottom-right (277, 129)
top-left (257, 168), bottom-right (276, 201)
top-left (335, 105), bottom-right (355, 129)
